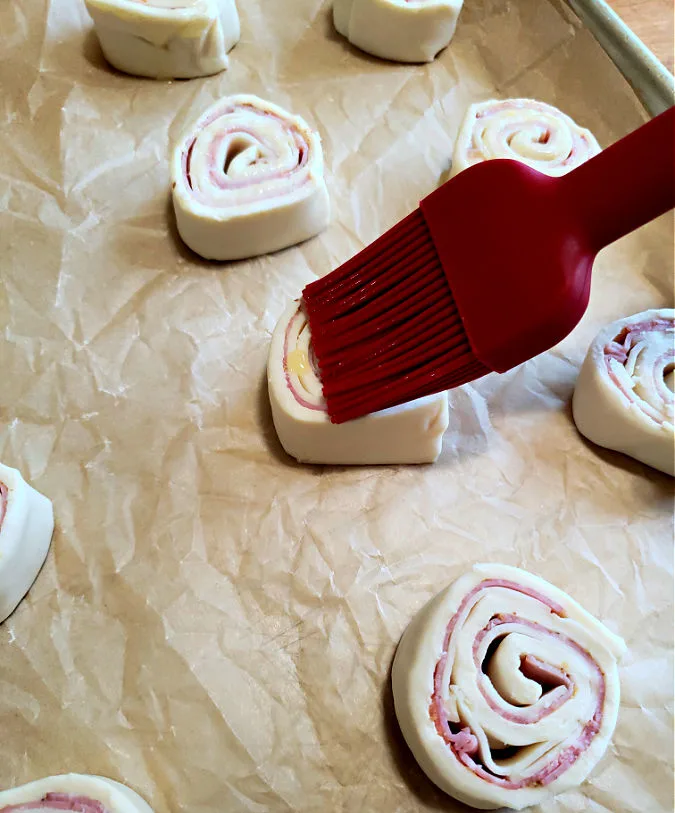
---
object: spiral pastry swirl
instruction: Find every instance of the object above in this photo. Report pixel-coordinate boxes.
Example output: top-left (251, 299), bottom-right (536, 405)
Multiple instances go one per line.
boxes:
top-left (171, 95), bottom-right (330, 261)
top-left (392, 563), bottom-right (626, 810)
top-left (452, 99), bottom-right (600, 178)
top-left (85, 0), bottom-right (240, 79)
top-left (573, 309), bottom-right (674, 475)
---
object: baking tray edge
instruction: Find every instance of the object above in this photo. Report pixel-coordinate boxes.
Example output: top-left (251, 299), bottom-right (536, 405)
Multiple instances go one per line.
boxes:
top-left (566, 0), bottom-right (675, 116)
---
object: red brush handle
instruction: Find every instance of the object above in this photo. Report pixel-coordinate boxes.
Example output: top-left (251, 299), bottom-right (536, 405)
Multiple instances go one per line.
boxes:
top-left (564, 105), bottom-right (675, 250)
top-left (420, 107), bottom-right (675, 377)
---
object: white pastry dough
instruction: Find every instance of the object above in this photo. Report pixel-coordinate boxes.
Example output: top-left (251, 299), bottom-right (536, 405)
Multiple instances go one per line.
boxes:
top-left (0, 462), bottom-right (54, 624)
top-left (85, 0), bottom-right (240, 79)
top-left (268, 302), bottom-right (449, 464)
top-left (452, 99), bottom-right (600, 177)
top-left (171, 95), bottom-right (330, 261)
top-left (572, 308), bottom-right (674, 475)
top-left (333, 0), bottom-right (463, 63)
top-left (392, 563), bottom-right (626, 810)
top-left (0, 774), bottom-right (153, 813)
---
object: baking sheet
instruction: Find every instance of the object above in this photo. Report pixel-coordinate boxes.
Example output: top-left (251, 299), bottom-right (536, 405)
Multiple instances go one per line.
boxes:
top-left (0, 1), bottom-right (673, 811)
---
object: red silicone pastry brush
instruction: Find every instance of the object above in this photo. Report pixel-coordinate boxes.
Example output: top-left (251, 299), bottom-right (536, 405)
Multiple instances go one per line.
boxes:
top-left (303, 106), bottom-right (675, 424)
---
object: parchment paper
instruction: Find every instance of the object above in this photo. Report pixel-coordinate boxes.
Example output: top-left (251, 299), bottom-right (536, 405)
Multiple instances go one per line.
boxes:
top-left (0, 1), bottom-right (673, 811)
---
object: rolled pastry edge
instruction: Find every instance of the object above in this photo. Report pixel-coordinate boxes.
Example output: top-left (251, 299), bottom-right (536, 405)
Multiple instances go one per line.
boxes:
top-left (0, 463), bottom-right (54, 623)
top-left (392, 586), bottom-right (497, 808)
top-left (332, 0), bottom-right (354, 38)
top-left (333, 0), bottom-right (462, 63)
top-left (173, 184), bottom-right (330, 261)
top-left (86, 0), bottom-right (240, 79)
top-left (572, 308), bottom-right (674, 476)
top-left (268, 302), bottom-right (449, 464)
top-left (0, 774), bottom-right (153, 812)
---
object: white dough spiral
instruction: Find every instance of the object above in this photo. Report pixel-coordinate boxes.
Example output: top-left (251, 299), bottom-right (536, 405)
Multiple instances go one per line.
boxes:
top-left (171, 95), bottom-right (330, 260)
top-left (573, 309), bottom-right (674, 475)
top-left (452, 99), bottom-right (600, 177)
top-left (392, 563), bottom-right (626, 810)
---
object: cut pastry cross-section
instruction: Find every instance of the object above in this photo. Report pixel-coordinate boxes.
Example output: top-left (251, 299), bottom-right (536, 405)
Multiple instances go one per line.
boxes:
top-left (333, 0), bottom-right (464, 63)
top-left (0, 462), bottom-right (54, 623)
top-left (267, 302), bottom-right (449, 464)
top-left (171, 95), bottom-right (330, 260)
top-left (85, 0), bottom-right (240, 79)
top-left (452, 99), bottom-right (600, 177)
top-left (573, 308), bottom-right (674, 475)
top-left (392, 563), bottom-right (626, 810)
top-left (0, 774), bottom-right (153, 813)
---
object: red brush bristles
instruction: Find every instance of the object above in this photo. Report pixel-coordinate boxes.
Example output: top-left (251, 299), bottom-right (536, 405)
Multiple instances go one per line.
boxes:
top-left (303, 210), bottom-right (490, 423)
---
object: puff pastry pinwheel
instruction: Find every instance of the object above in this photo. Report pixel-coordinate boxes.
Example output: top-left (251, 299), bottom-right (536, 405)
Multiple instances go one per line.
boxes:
top-left (573, 308), bottom-right (674, 475)
top-left (268, 302), bottom-right (449, 464)
top-left (0, 462), bottom-right (53, 624)
top-left (171, 95), bottom-right (330, 261)
top-left (392, 563), bottom-right (626, 810)
top-left (333, 0), bottom-right (464, 63)
top-left (452, 99), bottom-right (600, 177)
top-left (85, 0), bottom-right (240, 79)
top-left (0, 774), bottom-right (153, 813)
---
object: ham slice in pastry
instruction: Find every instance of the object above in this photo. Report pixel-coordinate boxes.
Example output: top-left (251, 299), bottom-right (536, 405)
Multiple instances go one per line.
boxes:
top-left (572, 308), bottom-right (674, 475)
top-left (0, 462), bottom-right (54, 624)
top-left (85, 0), bottom-right (240, 79)
top-left (0, 774), bottom-right (152, 813)
top-left (392, 563), bottom-right (626, 810)
top-left (451, 99), bottom-right (600, 177)
top-left (333, 0), bottom-right (464, 63)
top-left (171, 95), bottom-right (330, 261)
top-left (268, 302), bottom-right (449, 464)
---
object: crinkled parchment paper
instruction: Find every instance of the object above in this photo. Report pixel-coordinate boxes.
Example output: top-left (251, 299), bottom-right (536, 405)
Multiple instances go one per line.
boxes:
top-left (0, 0), bottom-right (673, 811)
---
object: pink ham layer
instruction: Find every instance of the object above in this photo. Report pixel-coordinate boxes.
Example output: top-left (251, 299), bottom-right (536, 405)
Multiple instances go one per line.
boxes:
top-left (604, 318), bottom-right (674, 406)
top-left (0, 794), bottom-right (108, 812)
top-left (0, 481), bottom-right (7, 531)
top-left (180, 103), bottom-right (310, 207)
top-left (283, 306), bottom-right (325, 412)
top-left (428, 578), bottom-right (606, 789)
top-left (468, 100), bottom-right (597, 170)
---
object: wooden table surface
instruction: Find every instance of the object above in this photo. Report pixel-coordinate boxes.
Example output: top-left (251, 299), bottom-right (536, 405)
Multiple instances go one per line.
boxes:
top-left (606, 0), bottom-right (674, 73)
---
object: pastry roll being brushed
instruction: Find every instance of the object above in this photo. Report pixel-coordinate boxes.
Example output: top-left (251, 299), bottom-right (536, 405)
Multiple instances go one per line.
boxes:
top-left (0, 462), bottom-right (54, 624)
top-left (268, 302), bottom-right (449, 464)
top-left (573, 308), bottom-right (674, 475)
top-left (452, 99), bottom-right (600, 177)
top-left (0, 774), bottom-right (153, 813)
top-left (392, 563), bottom-right (626, 810)
top-left (171, 95), bottom-right (330, 261)
top-left (85, 0), bottom-right (240, 79)
top-left (333, 0), bottom-right (463, 63)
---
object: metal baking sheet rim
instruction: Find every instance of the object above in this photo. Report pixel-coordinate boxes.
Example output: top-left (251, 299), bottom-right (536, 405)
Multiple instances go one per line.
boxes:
top-left (566, 0), bottom-right (674, 116)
